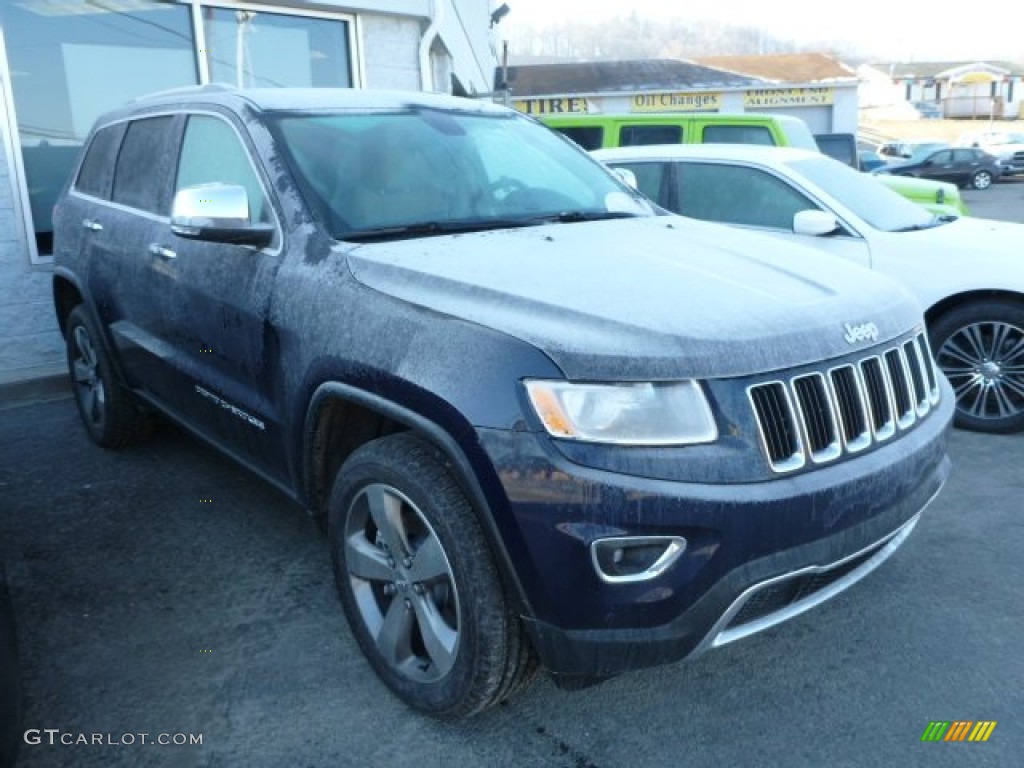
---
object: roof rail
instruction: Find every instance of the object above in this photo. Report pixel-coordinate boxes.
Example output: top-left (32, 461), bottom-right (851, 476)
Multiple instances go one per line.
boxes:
top-left (131, 83), bottom-right (237, 103)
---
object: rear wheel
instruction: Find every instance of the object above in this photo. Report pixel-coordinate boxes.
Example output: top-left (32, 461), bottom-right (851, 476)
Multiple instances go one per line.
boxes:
top-left (327, 433), bottom-right (536, 717)
top-left (66, 305), bottom-right (152, 448)
top-left (930, 300), bottom-right (1024, 433)
top-left (970, 169), bottom-right (994, 190)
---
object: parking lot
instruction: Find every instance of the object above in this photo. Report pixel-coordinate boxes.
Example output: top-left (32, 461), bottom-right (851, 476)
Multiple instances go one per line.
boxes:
top-left (2, 179), bottom-right (1023, 768)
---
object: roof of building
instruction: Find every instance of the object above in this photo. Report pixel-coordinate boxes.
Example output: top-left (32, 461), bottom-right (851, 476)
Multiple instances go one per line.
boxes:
top-left (691, 53), bottom-right (857, 83)
top-left (870, 60), bottom-right (1024, 79)
top-left (497, 59), bottom-right (761, 96)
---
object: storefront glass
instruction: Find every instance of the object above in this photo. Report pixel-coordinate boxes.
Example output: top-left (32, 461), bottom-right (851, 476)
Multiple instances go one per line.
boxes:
top-left (3, 1), bottom-right (198, 254)
top-left (201, 8), bottom-right (352, 89)
top-left (3, 2), bottom-right (353, 258)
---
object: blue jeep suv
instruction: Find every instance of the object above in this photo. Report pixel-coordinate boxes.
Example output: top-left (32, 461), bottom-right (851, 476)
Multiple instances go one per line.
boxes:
top-left (52, 86), bottom-right (953, 718)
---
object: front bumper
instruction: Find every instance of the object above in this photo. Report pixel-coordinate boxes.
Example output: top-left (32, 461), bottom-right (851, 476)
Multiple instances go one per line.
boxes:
top-left (477, 382), bottom-right (953, 678)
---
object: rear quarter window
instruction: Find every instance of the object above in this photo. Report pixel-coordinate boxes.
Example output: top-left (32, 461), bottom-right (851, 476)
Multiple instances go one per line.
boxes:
top-left (75, 124), bottom-right (126, 200)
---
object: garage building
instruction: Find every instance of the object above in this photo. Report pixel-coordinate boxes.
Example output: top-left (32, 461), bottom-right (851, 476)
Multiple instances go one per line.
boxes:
top-left (501, 53), bottom-right (859, 135)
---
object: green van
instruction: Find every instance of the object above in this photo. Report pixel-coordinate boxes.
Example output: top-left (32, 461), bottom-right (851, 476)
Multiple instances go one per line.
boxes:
top-left (540, 112), bottom-right (969, 217)
top-left (541, 112), bottom-right (819, 152)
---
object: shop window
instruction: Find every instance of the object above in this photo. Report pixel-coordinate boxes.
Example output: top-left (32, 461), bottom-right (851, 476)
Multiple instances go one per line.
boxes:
top-left (200, 8), bottom-right (352, 88)
top-left (4, 1), bottom-right (197, 256)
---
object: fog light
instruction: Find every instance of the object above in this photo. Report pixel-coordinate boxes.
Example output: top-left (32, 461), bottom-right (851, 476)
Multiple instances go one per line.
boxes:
top-left (591, 536), bottom-right (686, 584)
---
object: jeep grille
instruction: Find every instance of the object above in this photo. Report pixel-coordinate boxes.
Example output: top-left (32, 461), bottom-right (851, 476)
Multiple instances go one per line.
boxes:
top-left (748, 332), bottom-right (940, 473)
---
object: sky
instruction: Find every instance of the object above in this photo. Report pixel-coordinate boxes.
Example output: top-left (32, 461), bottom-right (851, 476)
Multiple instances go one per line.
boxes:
top-left (499, 0), bottom-right (1024, 62)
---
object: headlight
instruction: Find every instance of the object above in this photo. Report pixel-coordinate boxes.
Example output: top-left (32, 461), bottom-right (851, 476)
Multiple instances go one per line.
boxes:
top-left (524, 380), bottom-right (717, 445)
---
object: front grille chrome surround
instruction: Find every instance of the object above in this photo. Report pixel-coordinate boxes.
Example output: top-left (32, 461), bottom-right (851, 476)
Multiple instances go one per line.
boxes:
top-left (748, 333), bottom-right (941, 473)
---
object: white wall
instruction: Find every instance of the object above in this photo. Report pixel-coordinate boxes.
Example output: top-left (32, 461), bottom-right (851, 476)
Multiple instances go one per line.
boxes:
top-left (0, 129), bottom-right (63, 382)
top-left (360, 14), bottom-right (423, 90)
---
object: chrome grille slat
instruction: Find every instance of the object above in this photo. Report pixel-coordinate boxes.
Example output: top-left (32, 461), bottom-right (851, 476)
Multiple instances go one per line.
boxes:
top-left (860, 356), bottom-right (896, 440)
top-left (903, 339), bottom-right (930, 415)
top-left (885, 348), bottom-right (915, 428)
top-left (916, 332), bottom-right (941, 402)
top-left (828, 365), bottom-right (871, 452)
top-left (749, 334), bottom-right (941, 473)
top-left (749, 382), bottom-right (805, 472)
top-left (792, 373), bottom-right (840, 462)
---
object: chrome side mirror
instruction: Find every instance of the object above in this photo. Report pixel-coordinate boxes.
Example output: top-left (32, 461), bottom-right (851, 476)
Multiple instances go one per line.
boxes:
top-left (171, 183), bottom-right (273, 247)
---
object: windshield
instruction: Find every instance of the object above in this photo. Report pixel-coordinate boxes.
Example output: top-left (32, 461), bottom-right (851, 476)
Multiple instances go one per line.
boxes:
top-left (269, 108), bottom-right (653, 239)
top-left (788, 156), bottom-right (938, 232)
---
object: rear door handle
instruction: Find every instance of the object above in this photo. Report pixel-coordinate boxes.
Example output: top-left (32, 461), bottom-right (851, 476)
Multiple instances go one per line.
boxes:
top-left (148, 243), bottom-right (177, 260)
top-left (82, 219), bottom-right (103, 232)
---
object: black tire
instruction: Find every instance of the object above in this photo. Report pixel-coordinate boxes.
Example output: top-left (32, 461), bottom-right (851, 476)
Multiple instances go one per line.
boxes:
top-left (65, 305), bottom-right (152, 448)
top-left (929, 300), bottom-right (1024, 433)
top-left (970, 169), bottom-right (994, 190)
top-left (327, 433), bottom-right (536, 718)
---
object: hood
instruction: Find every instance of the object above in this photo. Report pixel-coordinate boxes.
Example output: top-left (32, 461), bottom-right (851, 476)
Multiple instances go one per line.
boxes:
top-left (346, 216), bottom-right (922, 380)
top-left (901, 216), bottom-right (1024, 254)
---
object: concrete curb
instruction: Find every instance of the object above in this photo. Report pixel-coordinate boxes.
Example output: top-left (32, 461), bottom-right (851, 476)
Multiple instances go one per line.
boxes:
top-left (0, 367), bottom-right (71, 409)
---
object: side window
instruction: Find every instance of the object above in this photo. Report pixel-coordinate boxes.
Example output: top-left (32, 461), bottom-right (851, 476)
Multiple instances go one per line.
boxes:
top-left (112, 116), bottom-right (176, 214)
top-left (930, 150), bottom-right (953, 164)
top-left (75, 124), bottom-right (125, 200)
top-left (675, 163), bottom-right (817, 230)
top-left (620, 125), bottom-right (682, 146)
top-left (176, 115), bottom-right (269, 223)
top-left (702, 125), bottom-right (776, 146)
top-left (555, 126), bottom-right (604, 151)
top-left (611, 162), bottom-right (667, 207)
top-left (952, 149), bottom-right (976, 163)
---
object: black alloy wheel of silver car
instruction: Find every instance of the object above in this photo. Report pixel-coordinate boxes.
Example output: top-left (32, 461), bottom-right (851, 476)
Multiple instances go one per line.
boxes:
top-left (930, 300), bottom-right (1024, 433)
top-left (65, 305), bottom-right (152, 448)
top-left (327, 433), bottom-right (536, 717)
top-left (970, 170), bottom-right (994, 190)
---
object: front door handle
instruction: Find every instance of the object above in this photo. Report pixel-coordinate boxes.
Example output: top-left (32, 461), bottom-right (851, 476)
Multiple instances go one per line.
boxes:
top-left (148, 243), bottom-right (177, 260)
top-left (82, 219), bottom-right (103, 232)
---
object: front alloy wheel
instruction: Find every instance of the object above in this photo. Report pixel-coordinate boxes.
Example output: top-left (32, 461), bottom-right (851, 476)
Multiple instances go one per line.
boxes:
top-left (328, 433), bottom-right (536, 717)
top-left (343, 482), bottom-right (460, 682)
top-left (931, 301), bottom-right (1024, 433)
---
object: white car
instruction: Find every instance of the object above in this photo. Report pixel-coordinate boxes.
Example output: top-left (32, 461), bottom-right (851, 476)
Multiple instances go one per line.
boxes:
top-left (594, 143), bottom-right (1024, 434)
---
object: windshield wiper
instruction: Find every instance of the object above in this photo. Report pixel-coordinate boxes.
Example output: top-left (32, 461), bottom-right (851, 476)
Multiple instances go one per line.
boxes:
top-left (340, 211), bottom-right (645, 241)
top-left (341, 218), bottom-right (539, 242)
top-left (527, 210), bottom-right (645, 224)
